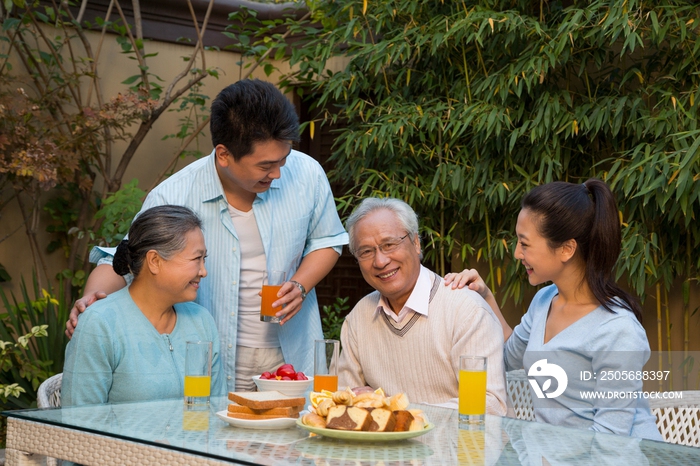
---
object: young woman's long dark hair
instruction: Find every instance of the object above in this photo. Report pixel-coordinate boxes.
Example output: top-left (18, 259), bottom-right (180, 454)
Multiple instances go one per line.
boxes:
top-left (521, 178), bottom-right (643, 323)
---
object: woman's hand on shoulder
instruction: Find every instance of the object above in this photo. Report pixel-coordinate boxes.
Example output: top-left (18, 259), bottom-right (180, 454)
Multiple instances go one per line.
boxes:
top-left (444, 269), bottom-right (493, 300)
top-left (445, 269), bottom-right (512, 341)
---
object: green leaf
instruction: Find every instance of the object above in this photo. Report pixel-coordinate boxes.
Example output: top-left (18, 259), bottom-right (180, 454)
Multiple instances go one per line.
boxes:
top-left (0, 263), bottom-right (11, 282)
top-left (121, 75), bottom-right (140, 85)
top-left (3, 17), bottom-right (20, 31)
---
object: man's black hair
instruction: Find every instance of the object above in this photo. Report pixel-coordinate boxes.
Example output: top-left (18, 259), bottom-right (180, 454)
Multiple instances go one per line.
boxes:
top-left (210, 79), bottom-right (300, 159)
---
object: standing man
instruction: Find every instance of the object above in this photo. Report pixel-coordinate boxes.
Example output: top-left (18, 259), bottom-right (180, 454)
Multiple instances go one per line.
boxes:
top-left (337, 197), bottom-right (507, 413)
top-left (67, 79), bottom-right (349, 391)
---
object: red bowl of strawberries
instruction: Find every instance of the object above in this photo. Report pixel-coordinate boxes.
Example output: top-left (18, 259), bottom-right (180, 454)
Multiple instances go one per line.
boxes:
top-left (252, 363), bottom-right (313, 396)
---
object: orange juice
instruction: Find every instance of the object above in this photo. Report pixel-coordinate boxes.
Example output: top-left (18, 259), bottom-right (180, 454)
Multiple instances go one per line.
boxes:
top-left (459, 370), bottom-right (487, 416)
top-left (184, 375), bottom-right (211, 397)
top-left (183, 409), bottom-right (209, 431)
top-left (457, 427), bottom-right (485, 464)
top-left (313, 374), bottom-right (338, 392)
top-left (261, 285), bottom-right (283, 317)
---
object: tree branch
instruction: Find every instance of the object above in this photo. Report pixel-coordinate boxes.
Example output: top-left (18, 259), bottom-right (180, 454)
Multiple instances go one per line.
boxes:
top-left (28, 12), bottom-right (83, 108)
top-left (162, 0), bottom-right (214, 103)
top-left (150, 115), bottom-right (211, 190)
top-left (74, 0), bottom-right (89, 23)
top-left (0, 221), bottom-right (25, 245)
top-left (131, 0), bottom-right (142, 42)
top-left (112, 0), bottom-right (150, 89)
top-left (111, 72), bottom-right (209, 190)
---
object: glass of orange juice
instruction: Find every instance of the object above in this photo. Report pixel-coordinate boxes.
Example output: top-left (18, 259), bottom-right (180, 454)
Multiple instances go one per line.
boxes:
top-left (260, 270), bottom-right (286, 323)
top-left (184, 340), bottom-right (212, 408)
top-left (313, 339), bottom-right (339, 392)
top-left (459, 355), bottom-right (487, 424)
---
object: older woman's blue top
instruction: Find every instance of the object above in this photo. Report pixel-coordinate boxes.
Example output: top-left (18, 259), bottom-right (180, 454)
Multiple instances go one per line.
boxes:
top-left (63, 287), bottom-right (226, 405)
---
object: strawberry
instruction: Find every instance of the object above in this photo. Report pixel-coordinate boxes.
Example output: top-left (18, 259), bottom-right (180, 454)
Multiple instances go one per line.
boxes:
top-left (275, 363), bottom-right (296, 379)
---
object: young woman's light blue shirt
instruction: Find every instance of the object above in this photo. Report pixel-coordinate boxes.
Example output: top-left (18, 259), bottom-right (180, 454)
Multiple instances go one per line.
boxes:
top-left (504, 285), bottom-right (662, 440)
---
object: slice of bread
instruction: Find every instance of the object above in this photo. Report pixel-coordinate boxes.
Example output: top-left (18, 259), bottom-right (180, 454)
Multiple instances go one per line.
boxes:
top-left (228, 390), bottom-right (305, 410)
top-left (226, 412), bottom-right (295, 420)
top-left (227, 402), bottom-right (301, 417)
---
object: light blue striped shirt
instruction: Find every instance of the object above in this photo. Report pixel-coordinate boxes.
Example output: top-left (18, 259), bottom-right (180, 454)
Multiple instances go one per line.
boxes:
top-left (91, 149), bottom-right (349, 391)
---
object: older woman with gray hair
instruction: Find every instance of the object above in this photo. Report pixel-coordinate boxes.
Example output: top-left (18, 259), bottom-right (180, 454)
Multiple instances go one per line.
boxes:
top-left (63, 205), bottom-right (225, 405)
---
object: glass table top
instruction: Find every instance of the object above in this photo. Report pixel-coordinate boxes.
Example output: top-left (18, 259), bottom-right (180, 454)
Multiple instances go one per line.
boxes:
top-left (5, 396), bottom-right (700, 465)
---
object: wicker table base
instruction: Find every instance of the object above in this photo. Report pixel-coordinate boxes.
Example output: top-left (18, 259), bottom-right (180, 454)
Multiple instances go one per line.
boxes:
top-left (7, 418), bottom-right (229, 466)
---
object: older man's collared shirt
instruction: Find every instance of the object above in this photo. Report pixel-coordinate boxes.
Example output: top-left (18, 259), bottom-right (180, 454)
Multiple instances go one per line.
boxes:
top-left (375, 266), bottom-right (431, 323)
top-left (91, 149), bottom-right (349, 391)
top-left (338, 265), bottom-right (508, 413)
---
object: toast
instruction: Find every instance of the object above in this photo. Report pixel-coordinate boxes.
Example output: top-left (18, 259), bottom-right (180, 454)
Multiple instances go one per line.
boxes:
top-left (228, 390), bottom-right (305, 410)
top-left (226, 412), bottom-right (296, 420)
top-left (227, 402), bottom-right (301, 417)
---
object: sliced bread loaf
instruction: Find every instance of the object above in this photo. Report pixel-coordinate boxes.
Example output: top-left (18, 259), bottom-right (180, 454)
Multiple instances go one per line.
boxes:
top-left (227, 402), bottom-right (301, 417)
top-left (228, 390), bottom-right (305, 410)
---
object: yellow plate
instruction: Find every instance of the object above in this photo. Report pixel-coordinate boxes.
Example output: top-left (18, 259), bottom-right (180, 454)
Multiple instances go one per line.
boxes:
top-left (296, 419), bottom-right (435, 441)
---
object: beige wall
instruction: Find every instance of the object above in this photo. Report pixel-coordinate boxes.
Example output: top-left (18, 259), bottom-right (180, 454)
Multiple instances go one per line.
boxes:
top-left (0, 29), bottom-right (290, 298)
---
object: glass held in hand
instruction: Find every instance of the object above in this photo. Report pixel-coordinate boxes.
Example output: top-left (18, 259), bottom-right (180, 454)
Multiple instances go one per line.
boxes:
top-left (260, 270), bottom-right (286, 323)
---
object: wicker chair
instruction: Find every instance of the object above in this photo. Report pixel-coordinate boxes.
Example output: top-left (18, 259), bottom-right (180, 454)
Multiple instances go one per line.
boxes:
top-left (648, 391), bottom-right (700, 447)
top-left (506, 368), bottom-right (700, 447)
top-left (37, 372), bottom-right (63, 408)
top-left (506, 369), bottom-right (535, 421)
top-left (36, 373), bottom-right (63, 465)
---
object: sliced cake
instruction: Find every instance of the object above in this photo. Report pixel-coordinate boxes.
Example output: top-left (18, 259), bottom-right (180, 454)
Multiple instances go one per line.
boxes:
top-left (325, 405), bottom-right (371, 431)
top-left (367, 408), bottom-right (397, 432)
top-left (393, 410), bottom-right (415, 432)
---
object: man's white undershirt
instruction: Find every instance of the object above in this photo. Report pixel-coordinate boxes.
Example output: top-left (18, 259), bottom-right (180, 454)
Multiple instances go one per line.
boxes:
top-left (228, 204), bottom-right (280, 348)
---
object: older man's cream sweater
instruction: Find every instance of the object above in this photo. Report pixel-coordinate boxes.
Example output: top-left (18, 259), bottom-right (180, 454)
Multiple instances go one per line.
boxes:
top-left (338, 272), bottom-right (508, 415)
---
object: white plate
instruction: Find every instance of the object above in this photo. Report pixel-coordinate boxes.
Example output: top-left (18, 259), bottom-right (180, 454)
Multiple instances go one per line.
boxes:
top-left (215, 410), bottom-right (298, 430)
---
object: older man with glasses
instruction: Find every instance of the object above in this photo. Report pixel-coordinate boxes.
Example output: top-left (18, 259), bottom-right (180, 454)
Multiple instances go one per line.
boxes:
top-left (337, 197), bottom-right (507, 414)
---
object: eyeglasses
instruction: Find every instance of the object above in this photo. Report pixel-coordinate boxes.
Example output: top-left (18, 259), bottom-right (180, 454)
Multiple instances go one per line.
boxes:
top-left (354, 234), bottom-right (409, 262)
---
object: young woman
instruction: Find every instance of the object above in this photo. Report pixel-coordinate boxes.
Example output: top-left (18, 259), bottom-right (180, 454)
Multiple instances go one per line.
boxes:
top-left (445, 179), bottom-right (661, 440)
top-left (63, 205), bottom-right (226, 405)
